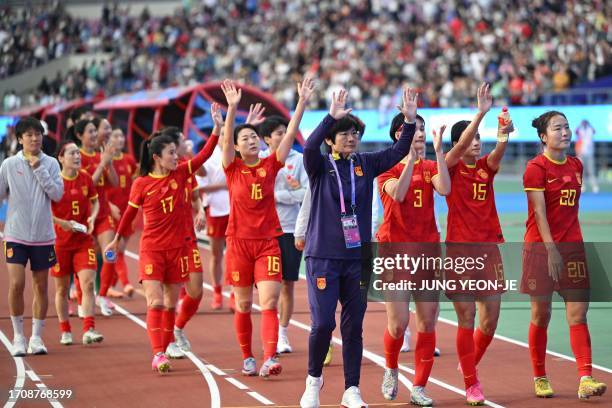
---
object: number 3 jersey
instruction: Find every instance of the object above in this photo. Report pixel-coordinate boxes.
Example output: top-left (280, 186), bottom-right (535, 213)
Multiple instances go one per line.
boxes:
top-left (523, 153), bottom-right (583, 242)
top-left (224, 154), bottom-right (284, 239)
top-left (445, 155), bottom-right (504, 243)
top-left (51, 170), bottom-right (98, 249)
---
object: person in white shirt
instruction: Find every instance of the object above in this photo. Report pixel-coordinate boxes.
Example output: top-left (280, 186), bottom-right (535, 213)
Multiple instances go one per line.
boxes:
top-left (259, 115), bottom-right (309, 354)
top-left (575, 120), bottom-right (599, 193)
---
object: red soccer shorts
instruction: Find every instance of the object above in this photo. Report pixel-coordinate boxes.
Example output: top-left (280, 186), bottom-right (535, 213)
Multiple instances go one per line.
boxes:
top-left (184, 243), bottom-right (203, 274)
top-left (520, 242), bottom-right (589, 297)
top-left (205, 209), bottom-right (229, 238)
top-left (94, 215), bottom-right (116, 236)
top-left (51, 244), bottom-right (97, 278)
top-left (225, 236), bottom-right (282, 287)
top-left (444, 243), bottom-right (506, 297)
top-left (139, 247), bottom-right (190, 284)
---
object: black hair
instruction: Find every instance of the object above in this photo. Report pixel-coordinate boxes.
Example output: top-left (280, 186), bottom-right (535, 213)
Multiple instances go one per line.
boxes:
top-left (326, 114), bottom-right (366, 144)
top-left (15, 117), bottom-right (44, 140)
top-left (72, 119), bottom-right (96, 146)
top-left (157, 126), bottom-right (182, 145)
top-left (451, 120), bottom-right (471, 145)
top-left (259, 116), bottom-right (289, 141)
top-left (70, 106), bottom-right (89, 123)
top-left (389, 113), bottom-right (425, 142)
top-left (233, 123), bottom-right (259, 145)
top-left (532, 111), bottom-right (567, 145)
top-left (139, 134), bottom-right (176, 176)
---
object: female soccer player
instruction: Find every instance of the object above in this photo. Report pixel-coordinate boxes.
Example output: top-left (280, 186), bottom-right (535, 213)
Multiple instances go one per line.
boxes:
top-left (522, 111), bottom-right (607, 400)
top-left (260, 115), bottom-right (309, 354)
top-left (444, 83), bottom-right (512, 405)
top-left (106, 128), bottom-right (137, 297)
top-left (51, 141), bottom-right (104, 345)
top-left (154, 126), bottom-right (207, 358)
top-left (105, 117), bottom-right (219, 373)
top-left (377, 114), bottom-right (450, 406)
top-left (220, 77), bottom-right (313, 378)
top-left (72, 118), bottom-right (118, 316)
top-left (300, 87), bottom-right (416, 408)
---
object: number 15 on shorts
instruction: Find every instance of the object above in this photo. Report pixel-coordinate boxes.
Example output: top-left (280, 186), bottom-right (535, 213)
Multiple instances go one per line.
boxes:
top-left (267, 256), bottom-right (280, 275)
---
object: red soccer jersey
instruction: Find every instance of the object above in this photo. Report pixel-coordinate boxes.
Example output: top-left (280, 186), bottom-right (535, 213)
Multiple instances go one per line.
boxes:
top-left (377, 159), bottom-right (440, 243)
top-left (224, 154), bottom-right (284, 239)
top-left (523, 153), bottom-right (583, 242)
top-left (52, 170), bottom-right (98, 249)
top-left (178, 157), bottom-right (198, 243)
top-left (80, 149), bottom-right (111, 221)
top-left (128, 163), bottom-right (196, 250)
top-left (107, 153), bottom-right (137, 212)
top-left (445, 155), bottom-right (504, 243)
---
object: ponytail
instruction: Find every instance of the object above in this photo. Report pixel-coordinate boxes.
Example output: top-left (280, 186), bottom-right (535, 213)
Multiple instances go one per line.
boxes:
top-left (139, 134), bottom-right (175, 176)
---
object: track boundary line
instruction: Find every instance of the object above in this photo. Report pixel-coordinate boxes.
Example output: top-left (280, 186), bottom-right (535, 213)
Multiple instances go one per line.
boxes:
top-left (195, 238), bottom-right (612, 374)
top-left (0, 329), bottom-right (63, 408)
top-left (112, 302), bottom-right (222, 407)
top-left (123, 250), bottom-right (274, 406)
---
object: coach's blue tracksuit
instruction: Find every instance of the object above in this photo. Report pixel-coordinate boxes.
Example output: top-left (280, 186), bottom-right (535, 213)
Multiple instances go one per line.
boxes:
top-left (303, 114), bottom-right (414, 388)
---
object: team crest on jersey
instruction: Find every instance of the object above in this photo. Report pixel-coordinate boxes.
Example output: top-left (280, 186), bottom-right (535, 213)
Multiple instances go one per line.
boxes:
top-left (354, 166), bottom-right (363, 176)
top-left (424, 171), bottom-right (431, 183)
top-left (316, 277), bottom-right (326, 290)
top-left (576, 173), bottom-right (582, 185)
top-left (6, 248), bottom-right (13, 258)
top-left (477, 169), bottom-right (488, 180)
top-left (528, 279), bottom-right (536, 291)
top-left (170, 180), bottom-right (178, 190)
top-left (257, 168), bottom-right (267, 178)
top-left (145, 264), bottom-right (153, 275)
top-left (232, 271), bottom-right (240, 282)
top-left (82, 186), bottom-right (88, 196)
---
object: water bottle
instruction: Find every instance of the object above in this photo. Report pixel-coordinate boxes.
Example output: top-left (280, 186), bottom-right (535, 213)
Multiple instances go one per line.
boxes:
top-left (497, 107), bottom-right (511, 143)
top-left (105, 249), bottom-right (117, 263)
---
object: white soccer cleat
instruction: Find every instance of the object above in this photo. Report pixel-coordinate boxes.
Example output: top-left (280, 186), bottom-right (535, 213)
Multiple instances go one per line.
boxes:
top-left (381, 367), bottom-right (398, 400)
top-left (82, 328), bottom-right (104, 344)
top-left (165, 342), bottom-right (185, 359)
top-left (12, 335), bottom-right (27, 357)
top-left (27, 336), bottom-right (48, 355)
top-left (97, 296), bottom-right (113, 317)
top-left (60, 332), bottom-right (73, 345)
top-left (173, 328), bottom-right (191, 352)
top-left (300, 375), bottom-right (323, 408)
top-left (242, 357), bottom-right (257, 376)
top-left (341, 386), bottom-right (367, 408)
top-left (277, 332), bottom-right (293, 354)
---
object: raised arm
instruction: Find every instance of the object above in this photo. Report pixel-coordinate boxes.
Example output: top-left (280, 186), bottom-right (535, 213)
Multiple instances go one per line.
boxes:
top-left (245, 103), bottom-right (266, 126)
top-left (486, 115), bottom-right (514, 172)
top-left (383, 145), bottom-right (417, 203)
top-left (445, 83), bottom-right (492, 168)
top-left (303, 89), bottom-right (352, 176)
top-left (366, 87), bottom-right (418, 176)
top-left (431, 125), bottom-right (451, 195)
top-left (220, 80), bottom-right (242, 168)
top-left (276, 77), bottom-right (316, 164)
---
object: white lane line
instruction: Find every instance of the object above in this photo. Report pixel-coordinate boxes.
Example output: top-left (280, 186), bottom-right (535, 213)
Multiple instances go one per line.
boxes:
top-left (196, 236), bottom-right (612, 374)
top-left (123, 249), bottom-right (272, 406)
top-left (0, 329), bottom-right (63, 408)
top-left (112, 302), bottom-right (221, 408)
top-left (247, 391), bottom-right (274, 405)
top-left (0, 329), bottom-right (27, 408)
top-left (200, 283), bottom-right (505, 408)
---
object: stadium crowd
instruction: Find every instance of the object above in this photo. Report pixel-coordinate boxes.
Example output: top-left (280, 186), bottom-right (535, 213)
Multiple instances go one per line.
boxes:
top-left (1, 0), bottom-right (610, 112)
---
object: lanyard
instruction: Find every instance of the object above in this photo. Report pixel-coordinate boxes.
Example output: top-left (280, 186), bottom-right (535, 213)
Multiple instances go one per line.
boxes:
top-left (328, 154), bottom-right (356, 215)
